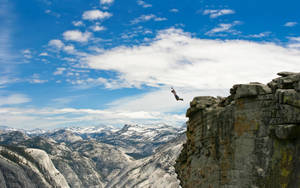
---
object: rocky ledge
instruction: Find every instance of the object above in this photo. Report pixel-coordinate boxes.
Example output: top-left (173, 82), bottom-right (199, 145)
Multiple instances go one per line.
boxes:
top-left (175, 72), bottom-right (300, 188)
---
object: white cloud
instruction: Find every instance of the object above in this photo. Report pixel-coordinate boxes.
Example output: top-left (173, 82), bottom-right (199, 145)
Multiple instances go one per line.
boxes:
top-left (284, 22), bottom-right (298, 27)
top-left (30, 79), bottom-right (48, 84)
top-left (137, 0), bottom-right (152, 8)
top-left (72, 21), bottom-right (84, 27)
top-left (287, 37), bottom-right (300, 49)
top-left (108, 87), bottom-right (227, 113)
top-left (29, 74), bottom-right (48, 84)
top-left (63, 30), bottom-right (92, 42)
top-left (48, 39), bottom-right (64, 49)
top-left (100, 0), bottom-right (114, 5)
top-left (247, 31), bottom-right (271, 38)
top-left (53, 67), bottom-right (67, 75)
top-left (0, 0), bottom-right (15, 67)
top-left (63, 45), bottom-right (76, 53)
top-left (22, 49), bottom-right (32, 59)
top-left (203, 9), bottom-right (235, 18)
top-left (39, 52), bottom-right (49, 56)
top-left (91, 25), bottom-right (106, 32)
top-left (0, 107), bottom-right (185, 129)
top-left (205, 21), bottom-right (242, 35)
top-left (0, 94), bottom-right (31, 106)
top-left (170, 9), bottom-right (179, 13)
top-left (131, 14), bottom-right (167, 24)
top-left (84, 28), bottom-right (300, 91)
top-left (82, 10), bottom-right (112, 21)
top-left (288, 37), bottom-right (300, 42)
top-left (44, 9), bottom-right (61, 18)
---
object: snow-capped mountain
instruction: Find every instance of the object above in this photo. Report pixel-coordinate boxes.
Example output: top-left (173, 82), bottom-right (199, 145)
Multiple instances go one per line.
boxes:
top-left (0, 124), bottom-right (186, 188)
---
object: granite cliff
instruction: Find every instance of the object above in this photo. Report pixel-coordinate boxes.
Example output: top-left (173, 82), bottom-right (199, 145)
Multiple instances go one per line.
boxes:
top-left (175, 72), bottom-right (300, 188)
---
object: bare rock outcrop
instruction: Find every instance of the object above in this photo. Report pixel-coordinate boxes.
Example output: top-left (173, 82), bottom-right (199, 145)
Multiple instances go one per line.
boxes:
top-left (175, 72), bottom-right (300, 188)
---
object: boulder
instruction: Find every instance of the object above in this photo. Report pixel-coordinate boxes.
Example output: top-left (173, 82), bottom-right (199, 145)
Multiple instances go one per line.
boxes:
top-left (232, 83), bottom-right (272, 99)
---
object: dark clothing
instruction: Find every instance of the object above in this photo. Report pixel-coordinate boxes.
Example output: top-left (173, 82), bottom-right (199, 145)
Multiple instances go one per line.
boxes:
top-left (171, 88), bottom-right (183, 101)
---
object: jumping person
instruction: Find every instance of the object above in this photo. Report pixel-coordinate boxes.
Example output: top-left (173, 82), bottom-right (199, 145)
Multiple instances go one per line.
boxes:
top-left (171, 87), bottom-right (183, 101)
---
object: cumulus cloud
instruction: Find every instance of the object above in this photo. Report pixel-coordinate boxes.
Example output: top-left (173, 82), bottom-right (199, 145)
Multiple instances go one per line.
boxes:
top-left (84, 28), bottom-right (300, 91)
top-left (131, 14), bottom-right (167, 24)
top-left (284, 22), bottom-right (298, 27)
top-left (63, 30), bottom-right (92, 42)
top-left (0, 94), bottom-right (31, 106)
top-left (203, 9), bottom-right (235, 18)
top-left (91, 25), bottom-right (106, 32)
top-left (48, 39), bottom-right (64, 49)
top-left (82, 10), bottom-right (112, 21)
top-left (137, 0), bottom-right (152, 8)
top-left (63, 45), bottom-right (76, 53)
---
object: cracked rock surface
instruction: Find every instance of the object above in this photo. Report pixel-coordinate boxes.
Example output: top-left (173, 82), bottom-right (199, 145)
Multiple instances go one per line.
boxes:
top-left (175, 72), bottom-right (300, 188)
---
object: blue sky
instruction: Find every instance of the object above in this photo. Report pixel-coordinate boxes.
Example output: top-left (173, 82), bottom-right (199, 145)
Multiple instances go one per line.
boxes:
top-left (0, 0), bottom-right (299, 129)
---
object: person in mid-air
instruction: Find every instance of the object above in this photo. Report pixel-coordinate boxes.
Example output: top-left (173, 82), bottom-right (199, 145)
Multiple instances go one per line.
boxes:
top-left (171, 87), bottom-right (183, 101)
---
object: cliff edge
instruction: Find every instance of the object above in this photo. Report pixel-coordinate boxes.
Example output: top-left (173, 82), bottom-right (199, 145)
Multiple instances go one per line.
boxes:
top-left (175, 72), bottom-right (300, 188)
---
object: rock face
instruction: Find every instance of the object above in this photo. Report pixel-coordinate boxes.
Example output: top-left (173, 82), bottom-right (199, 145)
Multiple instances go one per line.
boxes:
top-left (107, 133), bottom-right (185, 188)
top-left (175, 72), bottom-right (300, 188)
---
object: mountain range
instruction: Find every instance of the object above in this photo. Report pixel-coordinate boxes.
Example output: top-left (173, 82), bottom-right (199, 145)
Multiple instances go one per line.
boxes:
top-left (0, 124), bottom-right (185, 188)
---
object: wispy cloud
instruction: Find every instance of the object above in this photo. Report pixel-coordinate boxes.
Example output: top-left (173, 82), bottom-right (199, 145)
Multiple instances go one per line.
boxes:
top-left (169, 9), bottom-right (179, 13)
top-left (72, 20), bottom-right (84, 27)
top-left (0, 0), bottom-right (19, 87)
top-left (137, 0), bottom-right (152, 8)
top-left (0, 94), bottom-right (31, 106)
top-left (100, 0), bottom-right (114, 5)
top-left (205, 21), bottom-right (242, 36)
top-left (203, 9), bottom-right (235, 18)
top-left (284, 21), bottom-right (298, 27)
top-left (247, 31), bottom-right (271, 38)
top-left (0, 106), bottom-right (185, 129)
top-left (131, 14), bottom-right (167, 24)
top-left (0, 0), bottom-right (14, 64)
top-left (44, 9), bottom-right (61, 18)
top-left (28, 74), bottom-right (48, 84)
top-left (22, 49), bottom-right (32, 59)
top-left (82, 10), bottom-right (112, 21)
top-left (287, 36), bottom-right (300, 48)
top-left (53, 67), bottom-right (67, 75)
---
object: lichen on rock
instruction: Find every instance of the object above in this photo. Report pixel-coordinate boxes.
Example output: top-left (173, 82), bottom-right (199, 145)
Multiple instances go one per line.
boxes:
top-left (175, 72), bottom-right (300, 188)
